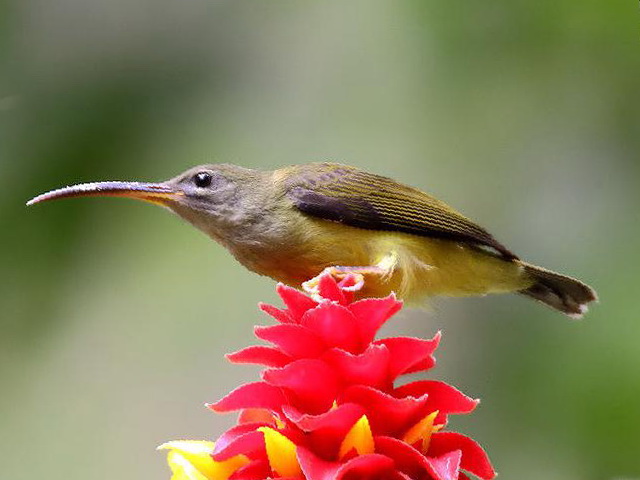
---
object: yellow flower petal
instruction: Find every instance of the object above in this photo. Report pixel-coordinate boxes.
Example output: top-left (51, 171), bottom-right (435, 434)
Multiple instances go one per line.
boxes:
top-left (166, 450), bottom-right (209, 480)
top-left (338, 415), bottom-right (374, 459)
top-left (158, 440), bottom-right (248, 480)
top-left (402, 410), bottom-right (440, 452)
top-left (258, 427), bottom-right (302, 477)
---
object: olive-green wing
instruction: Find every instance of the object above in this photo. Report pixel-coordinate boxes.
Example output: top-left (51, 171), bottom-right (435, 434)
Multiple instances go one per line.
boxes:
top-left (284, 163), bottom-right (517, 259)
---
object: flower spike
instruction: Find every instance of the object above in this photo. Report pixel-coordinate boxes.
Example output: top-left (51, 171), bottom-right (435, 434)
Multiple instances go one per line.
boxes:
top-left (161, 274), bottom-right (496, 479)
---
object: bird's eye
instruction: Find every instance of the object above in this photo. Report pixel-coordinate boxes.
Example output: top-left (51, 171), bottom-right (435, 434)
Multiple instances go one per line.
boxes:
top-left (193, 172), bottom-right (212, 188)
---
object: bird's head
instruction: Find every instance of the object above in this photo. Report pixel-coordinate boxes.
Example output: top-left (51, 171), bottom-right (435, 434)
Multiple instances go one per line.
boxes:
top-left (27, 164), bottom-right (269, 242)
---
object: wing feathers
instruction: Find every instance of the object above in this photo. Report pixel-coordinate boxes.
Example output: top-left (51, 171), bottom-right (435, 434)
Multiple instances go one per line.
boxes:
top-left (284, 163), bottom-right (517, 260)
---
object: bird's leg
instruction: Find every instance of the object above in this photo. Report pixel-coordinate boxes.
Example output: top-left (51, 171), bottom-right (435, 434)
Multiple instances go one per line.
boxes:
top-left (302, 251), bottom-right (399, 295)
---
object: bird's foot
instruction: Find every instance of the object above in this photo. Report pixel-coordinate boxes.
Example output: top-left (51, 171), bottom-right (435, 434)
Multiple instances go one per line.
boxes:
top-left (302, 253), bottom-right (399, 298)
top-left (302, 266), bottom-right (380, 297)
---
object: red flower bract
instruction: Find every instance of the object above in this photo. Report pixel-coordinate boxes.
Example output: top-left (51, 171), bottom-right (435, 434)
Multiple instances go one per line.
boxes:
top-left (198, 274), bottom-right (496, 480)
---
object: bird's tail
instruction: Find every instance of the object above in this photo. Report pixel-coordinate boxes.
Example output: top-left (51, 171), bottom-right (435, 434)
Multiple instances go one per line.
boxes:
top-left (518, 262), bottom-right (597, 318)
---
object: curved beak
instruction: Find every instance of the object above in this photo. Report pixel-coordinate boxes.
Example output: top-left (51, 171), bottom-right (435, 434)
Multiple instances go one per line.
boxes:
top-left (26, 181), bottom-right (183, 207)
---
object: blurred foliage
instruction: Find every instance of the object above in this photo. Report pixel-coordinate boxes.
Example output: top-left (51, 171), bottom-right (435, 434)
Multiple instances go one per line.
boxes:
top-left (1, 1), bottom-right (638, 479)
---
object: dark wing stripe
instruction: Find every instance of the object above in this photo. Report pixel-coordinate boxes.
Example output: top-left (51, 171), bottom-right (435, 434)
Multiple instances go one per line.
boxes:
top-left (316, 187), bottom-right (452, 222)
top-left (350, 206), bottom-right (486, 241)
top-left (322, 183), bottom-right (482, 230)
top-left (285, 163), bottom-right (517, 259)
top-left (327, 192), bottom-right (486, 236)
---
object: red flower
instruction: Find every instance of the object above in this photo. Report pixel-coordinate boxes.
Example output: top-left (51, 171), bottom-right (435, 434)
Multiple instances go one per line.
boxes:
top-left (161, 274), bottom-right (496, 480)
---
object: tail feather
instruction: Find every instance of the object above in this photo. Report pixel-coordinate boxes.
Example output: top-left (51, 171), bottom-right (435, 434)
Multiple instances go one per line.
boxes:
top-left (518, 262), bottom-right (597, 319)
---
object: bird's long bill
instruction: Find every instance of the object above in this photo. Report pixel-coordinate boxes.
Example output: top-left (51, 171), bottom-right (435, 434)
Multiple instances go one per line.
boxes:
top-left (26, 181), bottom-right (182, 206)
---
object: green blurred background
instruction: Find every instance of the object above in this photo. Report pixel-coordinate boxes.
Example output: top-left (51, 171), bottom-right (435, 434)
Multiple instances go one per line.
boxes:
top-left (1, 1), bottom-right (639, 479)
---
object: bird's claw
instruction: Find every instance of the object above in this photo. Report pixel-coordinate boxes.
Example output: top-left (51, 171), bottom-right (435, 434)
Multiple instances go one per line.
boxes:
top-left (302, 265), bottom-right (388, 298)
top-left (302, 267), bottom-right (365, 298)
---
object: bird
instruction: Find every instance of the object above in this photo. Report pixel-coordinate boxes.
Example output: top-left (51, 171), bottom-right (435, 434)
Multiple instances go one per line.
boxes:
top-left (27, 162), bottom-right (597, 318)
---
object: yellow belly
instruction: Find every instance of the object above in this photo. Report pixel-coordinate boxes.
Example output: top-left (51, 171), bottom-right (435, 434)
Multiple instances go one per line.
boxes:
top-left (254, 218), bottom-right (533, 303)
